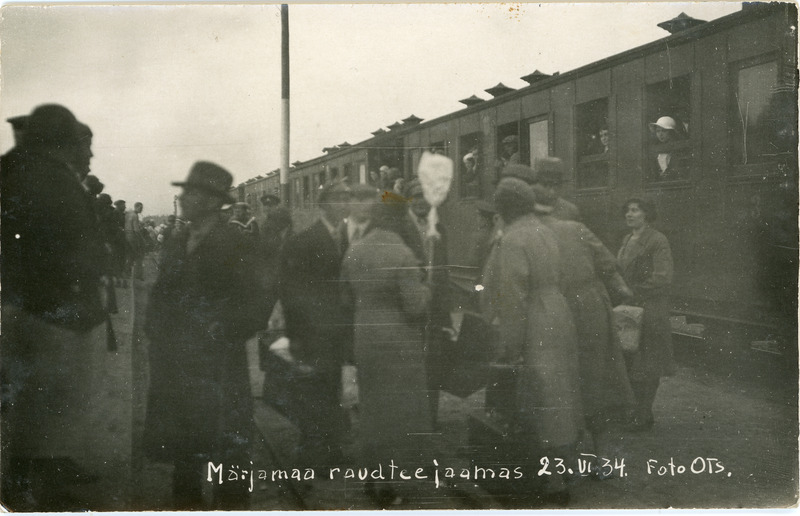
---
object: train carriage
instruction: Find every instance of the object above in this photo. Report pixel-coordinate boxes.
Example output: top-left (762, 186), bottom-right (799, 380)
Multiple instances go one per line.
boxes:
top-left (237, 3), bottom-right (798, 335)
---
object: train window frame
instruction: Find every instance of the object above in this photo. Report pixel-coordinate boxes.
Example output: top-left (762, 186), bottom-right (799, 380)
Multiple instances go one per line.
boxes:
top-left (728, 52), bottom-right (793, 177)
top-left (524, 114), bottom-right (553, 167)
top-left (575, 98), bottom-right (610, 190)
top-left (644, 74), bottom-right (694, 186)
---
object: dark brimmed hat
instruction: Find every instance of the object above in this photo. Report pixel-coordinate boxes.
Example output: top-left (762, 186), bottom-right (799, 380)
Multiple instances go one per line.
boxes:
top-left (172, 161), bottom-right (235, 204)
top-left (260, 193), bottom-right (281, 206)
top-left (532, 157), bottom-right (565, 185)
top-left (7, 115), bottom-right (27, 130)
top-left (23, 104), bottom-right (80, 148)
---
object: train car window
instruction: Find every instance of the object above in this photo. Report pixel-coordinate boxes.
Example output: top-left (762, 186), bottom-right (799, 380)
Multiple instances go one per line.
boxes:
top-left (730, 58), bottom-right (794, 168)
top-left (343, 163), bottom-right (354, 184)
top-left (329, 166), bottom-right (340, 182)
top-left (459, 132), bottom-right (483, 199)
top-left (302, 176), bottom-right (311, 206)
top-left (646, 75), bottom-right (692, 182)
top-left (576, 98), bottom-right (609, 189)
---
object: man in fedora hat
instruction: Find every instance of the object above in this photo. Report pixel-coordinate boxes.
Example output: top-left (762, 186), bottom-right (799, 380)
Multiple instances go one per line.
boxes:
top-left (1, 104), bottom-right (106, 510)
top-left (143, 161), bottom-right (272, 510)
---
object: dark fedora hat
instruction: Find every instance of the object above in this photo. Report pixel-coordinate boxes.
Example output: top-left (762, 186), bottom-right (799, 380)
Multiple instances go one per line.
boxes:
top-left (172, 161), bottom-right (235, 203)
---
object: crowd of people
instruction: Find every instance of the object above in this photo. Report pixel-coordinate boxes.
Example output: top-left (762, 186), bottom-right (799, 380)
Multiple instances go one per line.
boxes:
top-left (0, 103), bottom-right (676, 511)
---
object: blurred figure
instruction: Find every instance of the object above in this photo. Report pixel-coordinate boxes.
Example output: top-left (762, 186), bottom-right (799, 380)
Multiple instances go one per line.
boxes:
top-left (617, 198), bottom-right (676, 431)
top-left (278, 180), bottom-right (353, 470)
top-left (229, 201), bottom-right (259, 239)
top-left (144, 162), bottom-right (271, 510)
top-left (341, 199), bottom-right (432, 507)
top-left (527, 159), bottom-right (635, 456)
top-left (403, 179), bottom-right (453, 428)
top-left (258, 193), bottom-right (292, 291)
top-left (1, 115), bottom-right (27, 176)
top-left (346, 183), bottom-right (379, 245)
top-left (83, 174), bottom-right (104, 196)
top-left (503, 159), bottom-right (581, 222)
top-left (1, 104), bottom-right (106, 511)
top-left (481, 176), bottom-right (582, 505)
top-left (125, 202), bottom-right (146, 280)
top-left (495, 134), bottom-right (520, 176)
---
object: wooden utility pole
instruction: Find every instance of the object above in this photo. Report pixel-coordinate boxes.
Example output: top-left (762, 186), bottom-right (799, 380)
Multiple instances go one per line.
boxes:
top-left (280, 4), bottom-right (290, 206)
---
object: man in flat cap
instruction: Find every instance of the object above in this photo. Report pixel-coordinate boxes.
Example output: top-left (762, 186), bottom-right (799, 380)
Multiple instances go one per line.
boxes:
top-left (1, 104), bottom-right (106, 510)
top-left (143, 161), bottom-right (272, 510)
top-left (278, 180), bottom-right (353, 471)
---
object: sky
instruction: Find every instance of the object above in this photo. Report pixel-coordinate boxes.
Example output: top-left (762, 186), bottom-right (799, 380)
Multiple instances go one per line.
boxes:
top-left (0, 1), bottom-right (744, 216)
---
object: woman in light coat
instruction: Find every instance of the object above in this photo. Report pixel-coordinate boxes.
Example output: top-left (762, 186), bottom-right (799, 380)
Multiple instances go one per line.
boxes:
top-left (481, 176), bottom-right (582, 504)
top-left (341, 200), bottom-right (432, 507)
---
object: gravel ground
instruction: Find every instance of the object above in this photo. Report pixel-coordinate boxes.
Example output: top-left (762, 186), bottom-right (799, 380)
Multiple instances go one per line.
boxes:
top-left (47, 255), bottom-right (798, 511)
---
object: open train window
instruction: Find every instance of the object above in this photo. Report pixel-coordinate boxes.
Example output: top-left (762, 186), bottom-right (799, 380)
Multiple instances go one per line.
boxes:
top-left (646, 75), bottom-right (692, 182)
top-left (576, 98), bottom-right (609, 189)
top-left (459, 132), bottom-right (483, 198)
top-left (343, 163), bottom-right (354, 185)
top-left (730, 56), bottom-right (796, 170)
top-left (302, 176), bottom-right (311, 205)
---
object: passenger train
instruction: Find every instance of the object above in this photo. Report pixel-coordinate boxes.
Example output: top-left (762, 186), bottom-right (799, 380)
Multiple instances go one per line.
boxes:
top-left (233, 3), bottom-right (798, 339)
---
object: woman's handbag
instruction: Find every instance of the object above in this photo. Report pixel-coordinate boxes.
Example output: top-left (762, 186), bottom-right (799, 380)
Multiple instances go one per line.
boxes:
top-left (613, 304), bottom-right (644, 352)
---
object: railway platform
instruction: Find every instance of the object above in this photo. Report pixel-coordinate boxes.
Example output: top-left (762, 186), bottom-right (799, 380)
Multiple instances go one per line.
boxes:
top-left (39, 254), bottom-right (798, 511)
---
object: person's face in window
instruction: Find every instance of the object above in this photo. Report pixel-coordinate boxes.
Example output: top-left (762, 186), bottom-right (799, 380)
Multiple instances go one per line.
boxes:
top-left (599, 129), bottom-right (610, 148)
top-left (625, 202), bottom-right (647, 229)
top-left (655, 127), bottom-right (673, 143)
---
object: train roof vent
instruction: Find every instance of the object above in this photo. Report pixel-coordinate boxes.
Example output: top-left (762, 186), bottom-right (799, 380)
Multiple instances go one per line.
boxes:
top-left (459, 94), bottom-right (485, 107)
top-left (292, 160), bottom-right (303, 167)
top-left (388, 121), bottom-right (404, 131)
top-left (520, 70), bottom-right (552, 84)
top-left (485, 83), bottom-right (515, 97)
top-left (337, 142), bottom-right (352, 148)
top-left (322, 146), bottom-right (339, 153)
top-left (371, 128), bottom-right (387, 137)
top-left (402, 114), bottom-right (424, 125)
top-left (657, 12), bottom-right (706, 34)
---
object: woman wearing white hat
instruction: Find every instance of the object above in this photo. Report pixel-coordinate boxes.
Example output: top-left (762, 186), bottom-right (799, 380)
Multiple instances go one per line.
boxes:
top-left (648, 116), bottom-right (683, 181)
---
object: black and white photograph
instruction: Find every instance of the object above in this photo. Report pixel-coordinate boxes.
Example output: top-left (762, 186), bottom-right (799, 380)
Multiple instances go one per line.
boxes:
top-left (0, 1), bottom-right (797, 512)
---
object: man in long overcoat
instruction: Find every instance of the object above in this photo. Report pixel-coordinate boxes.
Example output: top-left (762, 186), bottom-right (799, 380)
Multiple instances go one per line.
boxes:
top-left (143, 162), bottom-right (272, 510)
top-left (1, 104), bottom-right (106, 511)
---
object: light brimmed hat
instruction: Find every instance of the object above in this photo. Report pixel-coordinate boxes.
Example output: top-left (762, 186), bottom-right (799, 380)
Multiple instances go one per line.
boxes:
top-left (649, 116), bottom-right (678, 133)
top-left (502, 135), bottom-right (519, 145)
top-left (171, 161), bottom-right (235, 204)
